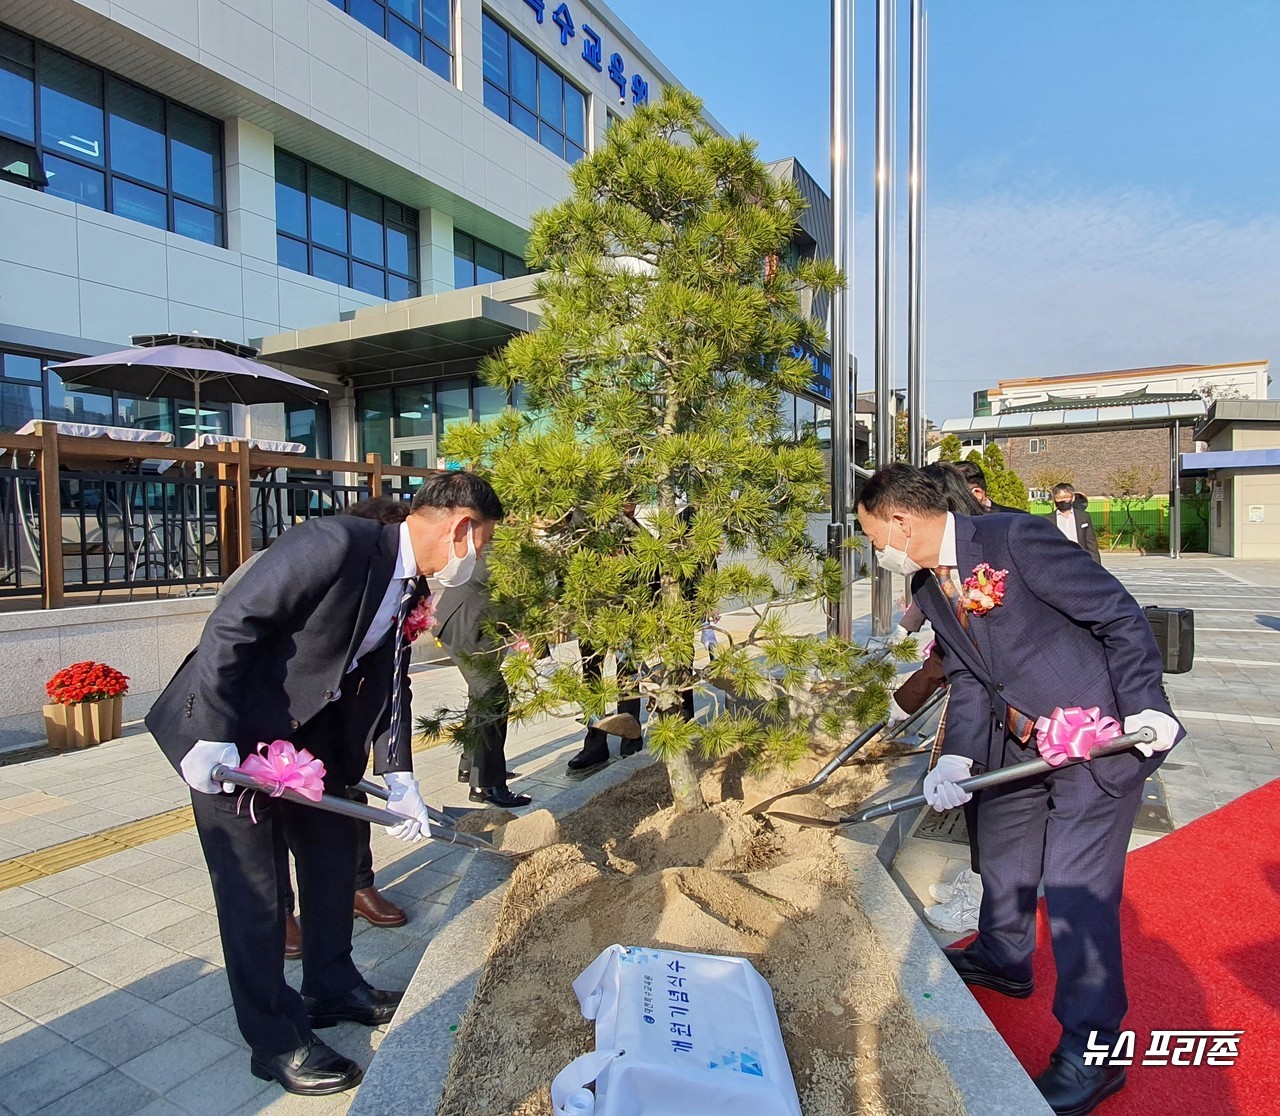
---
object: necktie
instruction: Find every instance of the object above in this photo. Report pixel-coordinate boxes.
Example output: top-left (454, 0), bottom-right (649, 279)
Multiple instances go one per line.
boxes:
top-left (933, 566), bottom-right (1034, 744)
top-left (386, 579), bottom-right (417, 768)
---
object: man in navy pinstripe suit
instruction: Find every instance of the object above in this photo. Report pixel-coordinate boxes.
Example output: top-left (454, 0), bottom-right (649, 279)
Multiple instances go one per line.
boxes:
top-left (858, 464), bottom-right (1182, 1116)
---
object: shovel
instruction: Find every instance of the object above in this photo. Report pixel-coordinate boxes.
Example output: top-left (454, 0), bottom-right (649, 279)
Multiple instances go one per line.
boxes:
top-left (212, 765), bottom-right (518, 857)
top-left (767, 727), bottom-right (1156, 829)
top-left (745, 687), bottom-right (948, 816)
top-left (351, 778), bottom-right (454, 828)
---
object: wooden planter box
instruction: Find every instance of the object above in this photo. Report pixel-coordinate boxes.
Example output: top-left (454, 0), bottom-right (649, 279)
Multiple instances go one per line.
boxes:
top-left (43, 696), bottom-right (123, 750)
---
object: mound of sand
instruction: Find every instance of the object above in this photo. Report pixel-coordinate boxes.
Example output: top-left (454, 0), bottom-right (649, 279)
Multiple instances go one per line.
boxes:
top-left (435, 744), bottom-right (964, 1116)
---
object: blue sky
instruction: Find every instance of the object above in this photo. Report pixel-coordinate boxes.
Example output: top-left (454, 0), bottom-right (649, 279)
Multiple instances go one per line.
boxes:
top-left (613, 0), bottom-right (1280, 419)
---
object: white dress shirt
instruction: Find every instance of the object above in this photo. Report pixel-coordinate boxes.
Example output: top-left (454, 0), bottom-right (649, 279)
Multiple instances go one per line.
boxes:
top-left (1055, 509), bottom-right (1079, 544)
top-left (349, 520), bottom-right (419, 672)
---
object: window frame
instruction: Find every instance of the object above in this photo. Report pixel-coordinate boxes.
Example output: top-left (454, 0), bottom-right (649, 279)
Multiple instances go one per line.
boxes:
top-left (328, 0), bottom-right (454, 83)
top-left (481, 12), bottom-right (587, 164)
top-left (1029, 436), bottom-right (1047, 454)
top-left (275, 148), bottom-right (420, 298)
top-left (0, 24), bottom-right (225, 245)
top-left (452, 229), bottom-right (528, 289)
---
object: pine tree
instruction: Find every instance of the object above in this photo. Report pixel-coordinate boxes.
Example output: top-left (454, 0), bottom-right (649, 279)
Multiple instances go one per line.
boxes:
top-left (437, 88), bottom-right (900, 812)
top-left (981, 442), bottom-right (1030, 510)
top-left (938, 434), bottom-right (962, 462)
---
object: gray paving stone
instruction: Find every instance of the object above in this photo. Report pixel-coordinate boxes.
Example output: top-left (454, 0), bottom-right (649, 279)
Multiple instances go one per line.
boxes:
top-left (118, 1026), bottom-right (236, 1094)
top-left (199, 1004), bottom-right (244, 1045)
top-left (130, 1099), bottom-right (188, 1116)
top-left (44, 989), bottom-right (151, 1042)
top-left (30, 1067), bottom-right (160, 1116)
top-left (116, 899), bottom-right (205, 938)
top-left (82, 939), bottom-right (188, 989)
top-left (150, 912), bottom-right (222, 953)
top-left (0, 968), bottom-right (114, 1024)
top-left (0, 1021), bottom-right (67, 1078)
top-left (45, 921), bottom-right (142, 966)
top-left (22, 866), bottom-right (103, 897)
top-left (153, 970), bottom-right (231, 1024)
top-left (1, 897), bottom-right (67, 934)
top-left (127, 957), bottom-right (220, 1004)
top-left (77, 887), bottom-right (166, 923)
top-left (8, 906), bottom-right (105, 950)
top-left (74, 1002), bottom-right (191, 1065)
top-left (0, 1038), bottom-right (111, 1116)
top-left (162, 1049), bottom-right (274, 1116)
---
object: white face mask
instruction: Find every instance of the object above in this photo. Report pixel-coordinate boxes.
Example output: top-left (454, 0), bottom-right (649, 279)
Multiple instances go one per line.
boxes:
top-left (875, 520), bottom-right (922, 576)
top-left (435, 520), bottom-right (477, 588)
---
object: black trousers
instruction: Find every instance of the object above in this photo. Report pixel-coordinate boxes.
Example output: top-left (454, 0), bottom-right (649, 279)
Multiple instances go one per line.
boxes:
top-left (192, 787), bottom-right (363, 1056)
top-left (968, 735), bottom-right (1145, 1056)
top-left (280, 789), bottom-right (375, 912)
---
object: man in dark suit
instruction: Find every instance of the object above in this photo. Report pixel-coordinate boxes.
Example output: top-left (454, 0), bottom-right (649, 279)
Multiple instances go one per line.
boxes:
top-left (147, 472), bottom-right (503, 1096)
top-left (433, 552), bottom-right (531, 808)
top-left (954, 459), bottom-right (1027, 515)
top-left (858, 464), bottom-right (1181, 1116)
top-left (1049, 482), bottom-right (1102, 563)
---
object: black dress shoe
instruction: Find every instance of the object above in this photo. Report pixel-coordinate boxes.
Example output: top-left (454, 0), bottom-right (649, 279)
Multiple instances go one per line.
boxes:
top-left (567, 744), bottom-right (610, 772)
top-left (460, 769), bottom-right (517, 783)
top-left (470, 784), bottom-right (533, 808)
top-left (250, 1036), bottom-right (362, 1095)
top-left (1034, 1049), bottom-right (1127, 1116)
top-left (943, 947), bottom-right (1034, 998)
top-left (304, 981), bottom-right (403, 1028)
top-left (619, 739), bottom-right (644, 757)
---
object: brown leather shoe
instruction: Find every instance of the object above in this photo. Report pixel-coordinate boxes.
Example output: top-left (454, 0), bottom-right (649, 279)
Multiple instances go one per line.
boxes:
top-left (284, 912), bottom-right (302, 960)
top-left (353, 887), bottom-right (407, 927)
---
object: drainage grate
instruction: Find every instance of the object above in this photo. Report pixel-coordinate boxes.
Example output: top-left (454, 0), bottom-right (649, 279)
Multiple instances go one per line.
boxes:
top-left (913, 807), bottom-right (970, 846)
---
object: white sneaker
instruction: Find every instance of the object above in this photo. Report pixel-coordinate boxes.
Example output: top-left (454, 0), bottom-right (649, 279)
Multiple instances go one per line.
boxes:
top-left (929, 867), bottom-right (977, 904)
top-left (923, 890), bottom-right (980, 933)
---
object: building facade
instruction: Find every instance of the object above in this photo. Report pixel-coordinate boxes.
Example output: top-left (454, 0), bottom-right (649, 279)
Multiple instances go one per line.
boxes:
top-left (956, 362), bottom-right (1267, 498)
top-left (0, 0), bottom-right (833, 462)
top-left (1186, 400), bottom-right (1280, 558)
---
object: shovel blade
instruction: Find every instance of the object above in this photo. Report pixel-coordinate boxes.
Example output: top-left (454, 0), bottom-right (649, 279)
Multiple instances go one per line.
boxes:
top-left (765, 810), bottom-right (847, 829)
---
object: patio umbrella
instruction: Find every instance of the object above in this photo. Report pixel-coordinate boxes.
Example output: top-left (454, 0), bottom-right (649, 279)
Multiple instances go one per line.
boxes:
top-left (48, 333), bottom-right (326, 440)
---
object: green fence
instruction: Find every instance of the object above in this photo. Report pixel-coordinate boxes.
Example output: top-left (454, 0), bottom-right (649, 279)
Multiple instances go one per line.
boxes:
top-left (1028, 494), bottom-right (1209, 553)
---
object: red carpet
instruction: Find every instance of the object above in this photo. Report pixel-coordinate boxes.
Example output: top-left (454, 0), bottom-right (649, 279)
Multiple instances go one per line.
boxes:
top-left (962, 778), bottom-right (1280, 1116)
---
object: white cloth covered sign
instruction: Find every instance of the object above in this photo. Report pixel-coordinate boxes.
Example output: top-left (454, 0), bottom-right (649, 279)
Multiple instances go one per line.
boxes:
top-left (550, 944), bottom-right (801, 1116)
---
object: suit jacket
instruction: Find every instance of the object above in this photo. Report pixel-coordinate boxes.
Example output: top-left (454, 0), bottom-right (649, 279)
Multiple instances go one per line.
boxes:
top-left (989, 500), bottom-right (1028, 515)
top-left (910, 513), bottom-right (1181, 795)
top-left (146, 516), bottom-right (428, 787)
top-left (1045, 502), bottom-right (1102, 564)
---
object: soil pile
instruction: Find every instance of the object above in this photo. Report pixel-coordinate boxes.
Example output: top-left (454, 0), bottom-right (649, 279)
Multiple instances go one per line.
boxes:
top-left (436, 746), bottom-right (964, 1116)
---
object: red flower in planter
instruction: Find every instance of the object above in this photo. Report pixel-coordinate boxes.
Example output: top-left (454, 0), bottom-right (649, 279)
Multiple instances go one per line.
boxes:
top-left (46, 661), bottom-right (130, 706)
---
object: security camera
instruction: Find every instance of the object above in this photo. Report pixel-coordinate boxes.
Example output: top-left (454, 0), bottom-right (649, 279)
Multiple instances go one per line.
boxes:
top-left (618, 93), bottom-right (626, 105)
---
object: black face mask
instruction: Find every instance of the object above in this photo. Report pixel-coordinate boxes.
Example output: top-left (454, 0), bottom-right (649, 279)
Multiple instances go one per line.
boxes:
top-left (1054, 500), bottom-right (1075, 512)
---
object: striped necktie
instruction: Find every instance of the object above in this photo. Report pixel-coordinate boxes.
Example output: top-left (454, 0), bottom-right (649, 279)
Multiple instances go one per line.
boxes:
top-left (386, 579), bottom-right (417, 769)
top-left (933, 566), bottom-right (1034, 744)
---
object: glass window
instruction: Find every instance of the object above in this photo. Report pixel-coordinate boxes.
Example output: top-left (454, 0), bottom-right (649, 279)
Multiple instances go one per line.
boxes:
top-left (435, 378), bottom-right (470, 438)
top-left (795, 396), bottom-right (816, 440)
top-left (453, 232), bottom-right (473, 289)
top-left (112, 177), bottom-right (166, 229)
top-left (481, 15), bottom-right (588, 165)
top-left (276, 148), bottom-right (418, 297)
top-left (108, 78), bottom-right (165, 187)
top-left (117, 395), bottom-right (172, 433)
top-left (394, 382), bottom-right (433, 438)
top-left (331, 0), bottom-right (453, 81)
top-left (286, 403), bottom-right (330, 458)
top-left (4, 353), bottom-right (43, 382)
top-left (1, 29), bottom-right (224, 243)
top-left (44, 154), bottom-right (104, 208)
top-left (475, 241), bottom-right (502, 284)
top-left (0, 382), bottom-right (41, 432)
top-left (39, 48), bottom-right (103, 165)
top-left (473, 382), bottom-right (508, 422)
top-left (47, 373), bottom-right (113, 425)
top-left (358, 387), bottom-right (394, 461)
top-left (274, 150), bottom-right (307, 237)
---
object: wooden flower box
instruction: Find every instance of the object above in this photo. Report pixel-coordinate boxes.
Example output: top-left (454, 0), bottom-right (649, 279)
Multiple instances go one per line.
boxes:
top-left (42, 696), bottom-right (123, 750)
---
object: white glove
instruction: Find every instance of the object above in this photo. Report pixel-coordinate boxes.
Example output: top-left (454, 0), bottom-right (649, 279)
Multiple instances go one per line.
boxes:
top-left (1124, 709), bottom-right (1180, 758)
top-left (888, 625), bottom-right (911, 647)
top-left (384, 771), bottom-right (431, 842)
top-left (886, 696), bottom-right (909, 727)
top-left (923, 754), bottom-right (974, 812)
top-left (181, 741), bottom-right (240, 795)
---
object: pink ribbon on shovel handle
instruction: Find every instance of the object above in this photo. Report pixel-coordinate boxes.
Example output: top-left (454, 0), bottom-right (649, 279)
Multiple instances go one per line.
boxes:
top-left (1034, 706), bottom-right (1123, 767)
top-left (233, 740), bottom-right (326, 822)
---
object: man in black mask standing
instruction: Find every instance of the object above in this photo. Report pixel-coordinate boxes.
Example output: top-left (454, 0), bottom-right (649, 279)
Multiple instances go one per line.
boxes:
top-left (1048, 483), bottom-right (1102, 563)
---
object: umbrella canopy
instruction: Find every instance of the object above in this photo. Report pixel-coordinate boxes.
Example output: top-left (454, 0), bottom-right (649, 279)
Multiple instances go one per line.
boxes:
top-left (48, 343), bottom-right (327, 407)
top-left (48, 335), bottom-right (328, 441)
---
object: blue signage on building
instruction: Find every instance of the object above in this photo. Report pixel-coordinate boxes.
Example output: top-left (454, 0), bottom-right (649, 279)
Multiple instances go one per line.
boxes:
top-left (519, 1), bottom-right (650, 106)
top-left (794, 345), bottom-right (832, 401)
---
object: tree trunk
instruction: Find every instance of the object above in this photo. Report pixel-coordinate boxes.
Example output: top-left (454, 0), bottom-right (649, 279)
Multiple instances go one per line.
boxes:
top-left (664, 748), bottom-right (703, 814)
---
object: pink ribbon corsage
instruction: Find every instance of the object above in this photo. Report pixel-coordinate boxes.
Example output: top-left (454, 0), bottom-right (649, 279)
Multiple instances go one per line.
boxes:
top-left (233, 739), bottom-right (326, 822)
top-left (961, 563), bottom-right (1007, 616)
top-left (402, 596), bottom-right (437, 643)
top-left (1034, 706), bottom-right (1122, 767)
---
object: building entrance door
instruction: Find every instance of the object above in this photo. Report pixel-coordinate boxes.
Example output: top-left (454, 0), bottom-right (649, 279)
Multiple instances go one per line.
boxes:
top-left (391, 437), bottom-right (437, 491)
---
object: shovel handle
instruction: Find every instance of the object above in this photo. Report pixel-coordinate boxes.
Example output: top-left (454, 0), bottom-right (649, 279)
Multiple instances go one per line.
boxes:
top-left (843, 727), bottom-right (1157, 825)
top-left (210, 766), bottom-right (493, 852)
top-left (352, 778), bottom-right (452, 827)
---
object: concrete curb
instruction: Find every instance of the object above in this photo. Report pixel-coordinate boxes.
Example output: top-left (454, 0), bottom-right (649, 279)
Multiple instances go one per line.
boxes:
top-left (350, 748), bottom-right (1050, 1116)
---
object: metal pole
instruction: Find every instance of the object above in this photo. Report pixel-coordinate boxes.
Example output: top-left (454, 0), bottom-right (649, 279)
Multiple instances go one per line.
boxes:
top-left (871, 0), bottom-right (896, 635)
top-left (906, 0), bottom-right (926, 466)
top-left (1170, 419), bottom-right (1182, 559)
top-left (828, 0), bottom-right (855, 640)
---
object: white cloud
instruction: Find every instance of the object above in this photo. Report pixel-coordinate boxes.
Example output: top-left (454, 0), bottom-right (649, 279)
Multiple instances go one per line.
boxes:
top-left (849, 189), bottom-right (1280, 421)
